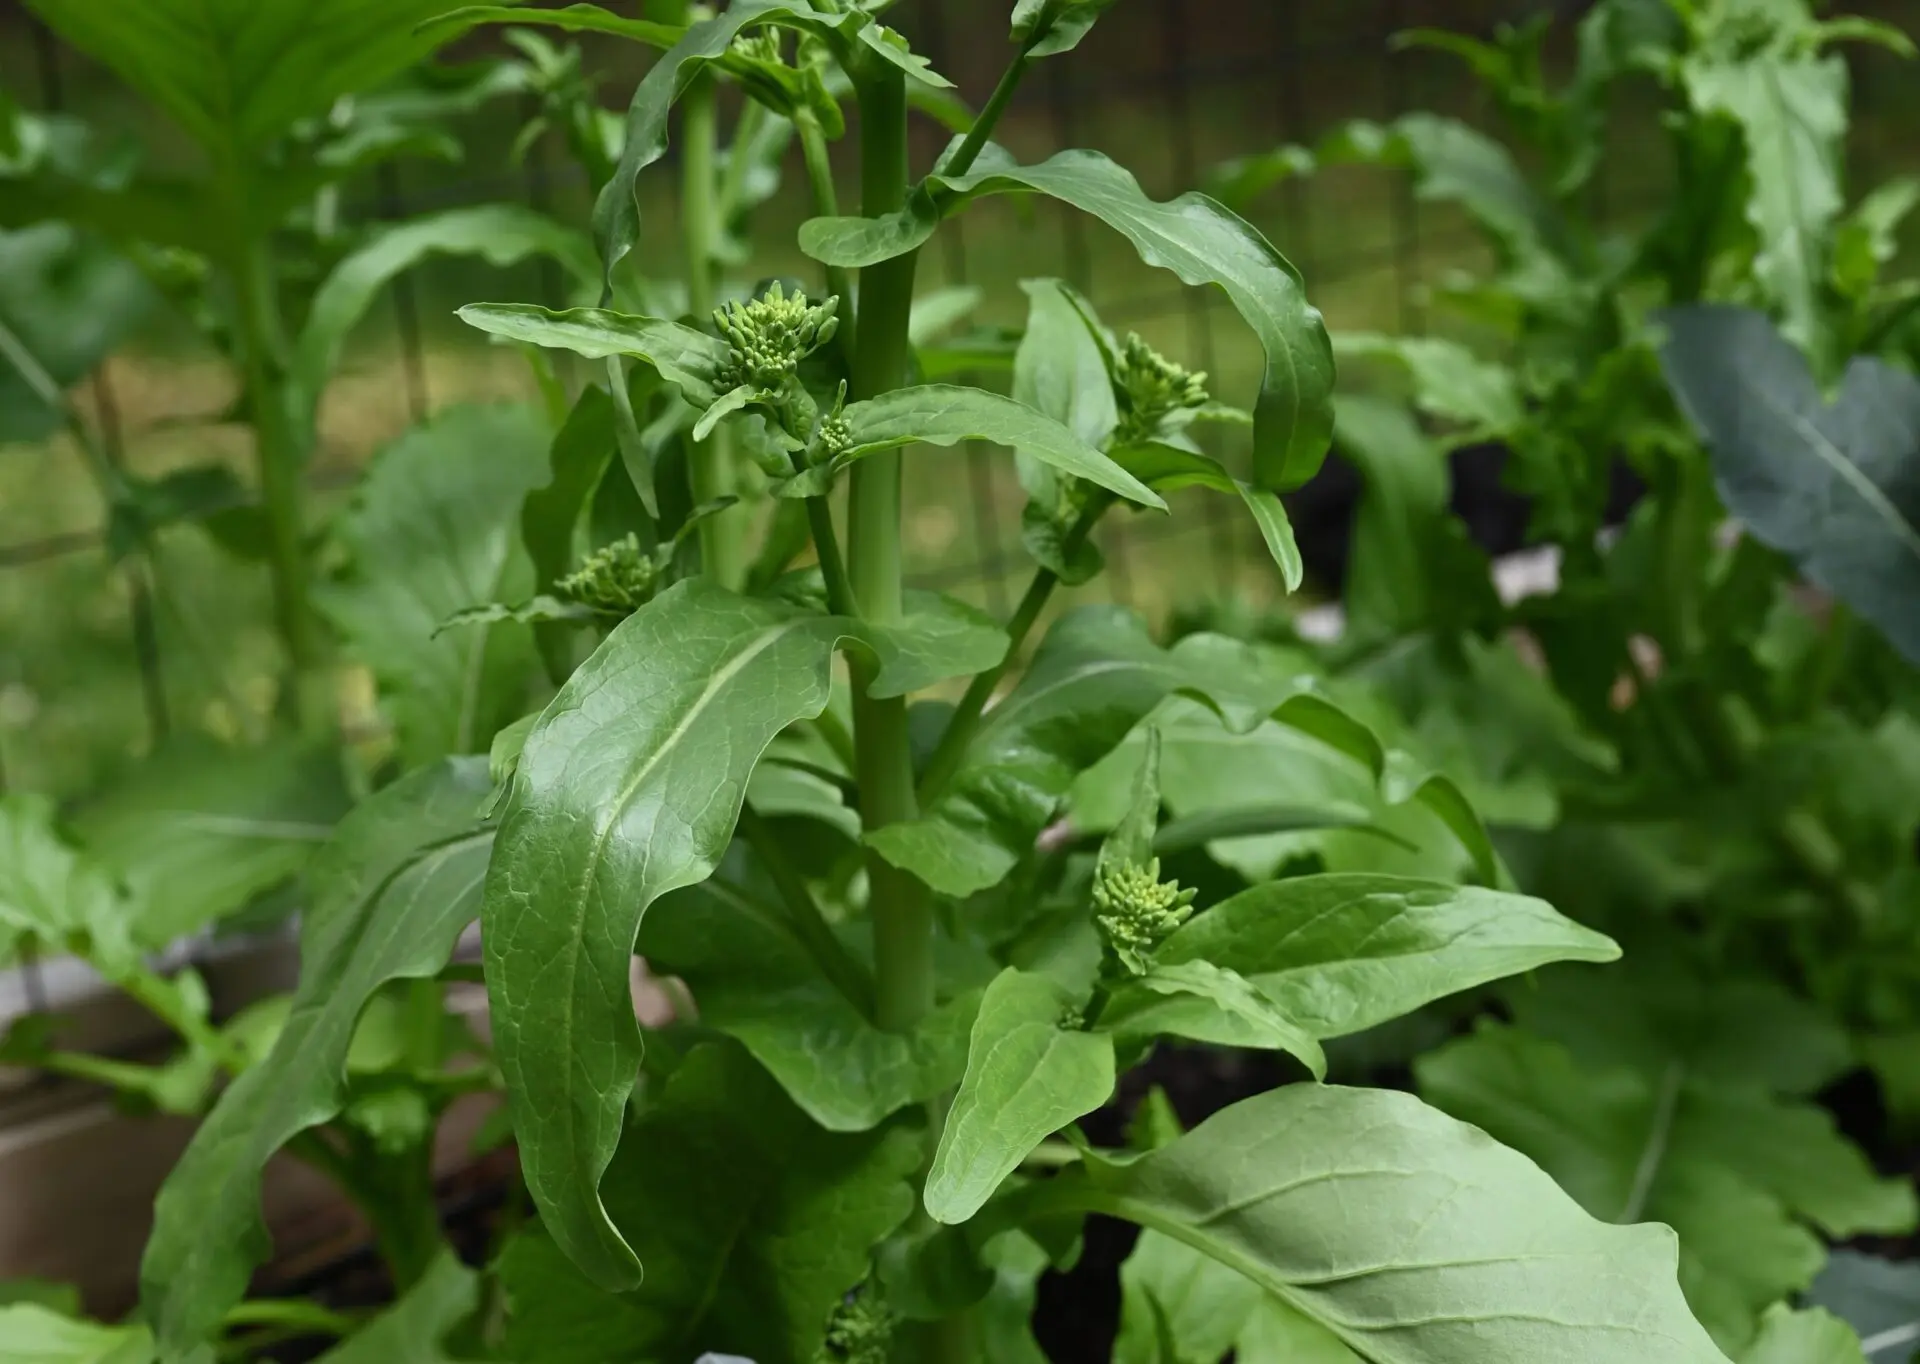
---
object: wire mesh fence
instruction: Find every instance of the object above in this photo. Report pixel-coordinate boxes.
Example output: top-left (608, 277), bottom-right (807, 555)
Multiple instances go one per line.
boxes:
top-left (2, 0), bottom-right (1917, 807)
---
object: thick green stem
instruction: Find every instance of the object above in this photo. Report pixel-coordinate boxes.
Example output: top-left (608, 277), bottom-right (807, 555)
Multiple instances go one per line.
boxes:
top-left (231, 235), bottom-right (325, 731)
top-left (681, 72), bottom-right (744, 587)
top-left (845, 61), bottom-right (932, 1037)
top-left (920, 496), bottom-right (1108, 804)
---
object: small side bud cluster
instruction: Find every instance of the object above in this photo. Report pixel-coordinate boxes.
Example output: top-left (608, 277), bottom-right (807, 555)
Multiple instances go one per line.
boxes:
top-left (816, 1285), bottom-right (892, 1364)
top-left (730, 27), bottom-right (784, 67)
top-left (1113, 331), bottom-right (1210, 446)
top-left (714, 281), bottom-right (840, 393)
top-left (1093, 857), bottom-right (1197, 976)
top-left (556, 534), bottom-right (657, 617)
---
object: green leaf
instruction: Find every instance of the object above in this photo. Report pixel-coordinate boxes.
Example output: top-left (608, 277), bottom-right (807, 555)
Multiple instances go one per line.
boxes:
top-left (801, 148), bottom-right (1334, 489)
top-left (22, 0), bottom-right (508, 154)
top-left (416, 3), bottom-right (683, 49)
top-left (1098, 723), bottom-right (1163, 874)
top-left (1334, 332), bottom-right (1523, 436)
top-left (1021, 1083), bottom-right (1732, 1364)
top-left (1683, 50), bottom-right (1847, 354)
top-left (1658, 304), bottom-right (1920, 664)
top-left (1236, 1296), bottom-right (1364, 1363)
top-left (0, 1303), bottom-right (157, 1364)
top-left (485, 579), bottom-right (851, 1289)
top-left (1013, 277), bottom-right (1118, 448)
top-left (458, 303), bottom-right (729, 407)
top-left (293, 206), bottom-right (596, 423)
top-left (0, 792), bottom-right (136, 972)
top-left (140, 760), bottom-right (494, 1356)
top-left (925, 968), bottom-right (1115, 1224)
top-left (1811, 1250), bottom-right (1920, 1358)
top-left (1011, 0), bottom-right (1123, 57)
top-left (1739, 1307), bottom-right (1867, 1364)
top-left (1114, 1227), bottom-right (1261, 1364)
top-left (312, 1252), bottom-right (477, 1364)
top-left (1100, 874), bottom-right (1615, 1045)
top-left (1110, 441), bottom-right (1304, 590)
top-left (785, 384), bottom-right (1164, 510)
top-left (1332, 397), bottom-right (1450, 639)
top-left (1418, 967), bottom-right (1916, 1353)
top-left (494, 1042), bottom-right (919, 1364)
top-left (319, 404), bottom-right (553, 764)
top-left (870, 607), bottom-right (1189, 898)
top-left (591, 0), bottom-right (811, 294)
top-left (862, 591), bottom-right (1009, 699)
top-left (1121, 960), bottom-right (1327, 1076)
top-left (71, 736), bottom-right (347, 946)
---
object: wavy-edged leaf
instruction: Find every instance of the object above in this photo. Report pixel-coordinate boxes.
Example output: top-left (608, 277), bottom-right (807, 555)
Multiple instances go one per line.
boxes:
top-left (801, 147), bottom-right (1334, 489)
top-left (294, 206), bottom-right (594, 422)
top-left (783, 384), bottom-right (1163, 509)
top-left (319, 403), bottom-right (552, 764)
top-left (495, 1042), bottom-right (920, 1364)
top-left (71, 735), bottom-right (348, 946)
top-left (1682, 49), bottom-right (1847, 353)
top-left (1111, 440), bottom-right (1303, 590)
top-left (485, 579), bottom-right (850, 1288)
top-left (1020, 1083), bottom-right (1731, 1364)
top-left (863, 591), bottom-right (1009, 699)
top-left (458, 303), bottom-right (729, 407)
top-left (0, 792), bottom-right (136, 971)
top-left (926, 968), bottom-right (1115, 1225)
top-left (1660, 304), bottom-right (1920, 661)
top-left (1012, 0), bottom-right (1123, 57)
top-left (23, 0), bottom-right (509, 154)
top-left (1739, 1307), bottom-right (1867, 1364)
top-left (638, 866), bottom-right (975, 1132)
top-left (1099, 874), bottom-right (1616, 1047)
top-left (1123, 960), bottom-right (1327, 1075)
top-left (1419, 965), bottom-right (1916, 1353)
top-left (141, 759), bottom-right (494, 1356)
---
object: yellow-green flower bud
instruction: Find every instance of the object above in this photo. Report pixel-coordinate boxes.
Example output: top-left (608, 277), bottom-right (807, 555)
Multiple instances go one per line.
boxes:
top-left (1113, 331), bottom-right (1209, 446)
top-left (1092, 856), bottom-right (1197, 976)
top-left (816, 1286), bottom-right (892, 1364)
top-left (714, 281), bottom-right (841, 392)
top-left (555, 533), bottom-right (657, 617)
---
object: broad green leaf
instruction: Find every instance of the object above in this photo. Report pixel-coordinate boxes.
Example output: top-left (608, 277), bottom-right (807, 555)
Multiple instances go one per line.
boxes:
top-left (417, 3), bottom-right (683, 49)
top-left (1114, 1225), bottom-right (1261, 1364)
top-left (862, 591), bottom-right (1009, 699)
top-left (0, 793), bottom-right (136, 971)
top-left (1098, 723), bottom-right (1163, 874)
top-left (320, 404), bottom-right (552, 764)
top-left (801, 148), bottom-right (1334, 489)
top-left (22, 0), bottom-right (512, 154)
top-left (591, 0), bottom-right (811, 293)
top-left (312, 1252), bottom-right (477, 1364)
top-left (1683, 50), bottom-right (1847, 353)
top-left (784, 384), bottom-right (1164, 509)
top-left (457, 303), bottom-right (729, 407)
top-left (1659, 304), bottom-right (1920, 663)
top-left (1014, 277), bottom-right (1119, 448)
top-left (637, 865), bottom-right (976, 1131)
top-left (1811, 1250), bottom-right (1920, 1358)
top-left (1419, 987), bottom-right (1915, 1353)
top-left (1021, 1084), bottom-right (1731, 1364)
top-left (485, 580), bottom-right (850, 1288)
top-left (1333, 397), bottom-right (1450, 639)
top-left (70, 736), bottom-right (346, 946)
top-left (140, 760), bottom-right (494, 1356)
top-left (1739, 1307), bottom-right (1867, 1364)
top-left (495, 1042), bottom-right (919, 1364)
top-left (0, 1303), bottom-right (156, 1364)
top-left (1011, 0), bottom-right (1123, 57)
top-left (925, 968), bottom-right (1115, 1224)
top-left (1236, 1295), bottom-right (1364, 1363)
top-left (910, 285), bottom-right (986, 348)
top-left (1100, 874), bottom-right (1615, 1045)
top-left (522, 386), bottom-right (618, 682)
top-left (870, 607), bottom-right (1189, 898)
top-left (292, 206), bottom-right (596, 423)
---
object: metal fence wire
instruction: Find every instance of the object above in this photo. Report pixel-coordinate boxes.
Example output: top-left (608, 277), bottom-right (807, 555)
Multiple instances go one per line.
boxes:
top-left (2, 0), bottom-right (1917, 814)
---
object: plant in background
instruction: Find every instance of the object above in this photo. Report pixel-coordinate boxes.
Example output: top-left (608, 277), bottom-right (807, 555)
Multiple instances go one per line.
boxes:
top-left (1212, 0), bottom-right (1920, 1352)
top-left (103, 0), bottom-right (1767, 1360)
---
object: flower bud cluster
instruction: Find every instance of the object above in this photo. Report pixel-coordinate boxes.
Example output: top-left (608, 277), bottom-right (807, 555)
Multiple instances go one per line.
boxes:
top-left (714, 281), bottom-right (840, 393)
top-left (555, 533), bottom-right (657, 617)
top-left (1113, 331), bottom-right (1210, 445)
top-left (816, 1285), bottom-right (892, 1364)
top-left (1092, 856), bottom-right (1197, 976)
